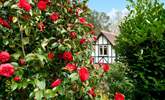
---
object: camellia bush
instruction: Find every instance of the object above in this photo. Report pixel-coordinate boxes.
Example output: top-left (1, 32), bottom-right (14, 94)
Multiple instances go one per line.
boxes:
top-left (116, 0), bottom-right (165, 99)
top-left (0, 0), bottom-right (118, 99)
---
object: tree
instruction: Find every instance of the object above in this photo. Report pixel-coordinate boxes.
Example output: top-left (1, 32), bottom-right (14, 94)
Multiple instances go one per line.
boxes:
top-left (116, 0), bottom-right (165, 99)
top-left (88, 11), bottom-right (111, 34)
top-left (0, 0), bottom-right (111, 99)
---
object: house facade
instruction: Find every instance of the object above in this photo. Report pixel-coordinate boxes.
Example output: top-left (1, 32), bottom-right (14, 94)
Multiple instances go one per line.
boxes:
top-left (92, 31), bottom-right (117, 64)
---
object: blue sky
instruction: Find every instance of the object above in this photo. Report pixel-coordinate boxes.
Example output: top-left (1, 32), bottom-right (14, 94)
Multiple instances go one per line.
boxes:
top-left (88, 0), bottom-right (165, 13)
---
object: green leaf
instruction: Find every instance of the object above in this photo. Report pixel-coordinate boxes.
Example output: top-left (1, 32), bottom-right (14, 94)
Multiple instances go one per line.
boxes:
top-left (25, 27), bottom-right (31, 36)
top-left (35, 79), bottom-right (46, 90)
top-left (11, 82), bottom-right (18, 91)
top-left (35, 90), bottom-right (44, 100)
top-left (11, 52), bottom-right (21, 60)
top-left (3, 39), bottom-right (9, 45)
top-left (45, 89), bottom-right (55, 98)
top-left (11, 62), bottom-right (19, 67)
top-left (69, 73), bottom-right (78, 82)
top-left (22, 37), bottom-right (29, 45)
top-left (41, 38), bottom-right (49, 51)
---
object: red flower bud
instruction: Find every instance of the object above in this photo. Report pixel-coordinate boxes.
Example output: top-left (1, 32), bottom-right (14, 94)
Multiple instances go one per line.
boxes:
top-left (58, 53), bottom-right (63, 59)
top-left (0, 51), bottom-right (10, 63)
top-left (115, 92), bottom-right (125, 100)
top-left (51, 79), bottom-right (62, 88)
top-left (8, 16), bottom-right (13, 22)
top-left (93, 36), bottom-right (97, 41)
top-left (69, 32), bottom-right (77, 39)
top-left (76, 8), bottom-right (83, 17)
top-left (79, 17), bottom-right (86, 24)
top-left (0, 18), bottom-right (11, 29)
top-left (0, 64), bottom-right (14, 78)
top-left (48, 52), bottom-right (54, 60)
top-left (22, 15), bottom-right (30, 20)
top-left (90, 56), bottom-right (94, 64)
top-left (63, 51), bottom-right (73, 61)
top-left (50, 12), bottom-right (59, 22)
top-left (67, 8), bottom-right (72, 13)
top-left (64, 63), bottom-right (77, 72)
top-left (102, 64), bottom-right (110, 72)
top-left (86, 23), bottom-right (94, 29)
top-left (37, 1), bottom-right (47, 11)
top-left (14, 76), bottom-right (21, 82)
top-left (19, 58), bottom-right (26, 65)
top-left (89, 30), bottom-right (95, 35)
top-left (37, 22), bottom-right (45, 32)
top-left (78, 67), bottom-right (89, 82)
top-left (88, 87), bottom-right (96, 97)
top-left (80, 38), bottom-right (86, 44)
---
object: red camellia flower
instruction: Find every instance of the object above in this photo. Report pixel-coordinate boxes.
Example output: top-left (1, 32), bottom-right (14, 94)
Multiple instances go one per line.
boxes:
top-left (0, 64), bottom-right (15, 78)
top-left (50, 12), bottom-right (59, 22)
top-left (37, 1), bottom-right (47, 11)
top-left (0, 51), bottom-right (10, 63)
top-left (69, 32), bottom-right (77, 39)
top-left (48, 52), bottom-right (54, 60)
top-left (88, 87), bottom-right (96, 97)
top-left (115, 92), bottom-right (125, 100)
top-left (80, 38), bottom-right (86, 44)
top-left (17, 0), bottom-right (32, 12)
top-left (14, 76), bottom-right (21, 82)
top-left (64, 63), bottom-right (77, 72)
top-left (102, 64), bottom-right (110, 72)
top-left (0, 17), bottom-right (11, 28)
top-left (79, 17), bottom-right (86, 24)
top-left (37, 22), bottom-right (45, 32)
top-left (63, 51), bottom-right (73, 61)
top-left (78, 67), bottom-right (89, 82)
top-left (19, 58), bottom-right (26, 65)
top-left (51, 79), bottom-right (62, 88)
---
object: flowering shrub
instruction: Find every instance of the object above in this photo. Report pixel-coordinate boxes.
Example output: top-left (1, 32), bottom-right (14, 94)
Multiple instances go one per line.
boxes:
top-left (0, 0), bottom-right (115, 99)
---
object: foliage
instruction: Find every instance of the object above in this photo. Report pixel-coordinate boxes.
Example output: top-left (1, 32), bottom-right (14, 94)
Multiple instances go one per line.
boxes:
top-left (0, 0), bottom-right (111, 99)
top-left (88, 11), bottom-right (111, 34)
top-left (101, 63), bottom-right (134, 100)
top-left (116, 0), bottom-right (165, 99)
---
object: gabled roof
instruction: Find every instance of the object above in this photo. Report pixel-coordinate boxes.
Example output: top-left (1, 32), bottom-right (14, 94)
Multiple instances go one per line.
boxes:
top-left (97, 31), bottom-right (117, 46)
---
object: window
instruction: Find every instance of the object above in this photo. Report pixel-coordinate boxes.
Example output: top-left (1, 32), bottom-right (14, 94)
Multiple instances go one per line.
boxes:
top-left (99, 45), bottom-right (108, 56)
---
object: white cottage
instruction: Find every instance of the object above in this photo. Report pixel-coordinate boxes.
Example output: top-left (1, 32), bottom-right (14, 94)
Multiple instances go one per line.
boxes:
top-left (92, 31), bottom-right (117, 64)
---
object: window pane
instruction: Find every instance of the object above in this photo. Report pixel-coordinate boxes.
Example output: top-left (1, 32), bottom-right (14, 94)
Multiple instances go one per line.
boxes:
top-left (104, 47), bottom-right (107, 55)
top-left (100, 46), bottom-right (103, 55)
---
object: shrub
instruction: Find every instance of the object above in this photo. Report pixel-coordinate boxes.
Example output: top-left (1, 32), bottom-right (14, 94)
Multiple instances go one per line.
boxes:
top-left (116, 0), bottom-right (165, 99)
top-left (0, 0), bottom-right (108, 99)
top-left (101, 63), bottom-right (134, 100)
